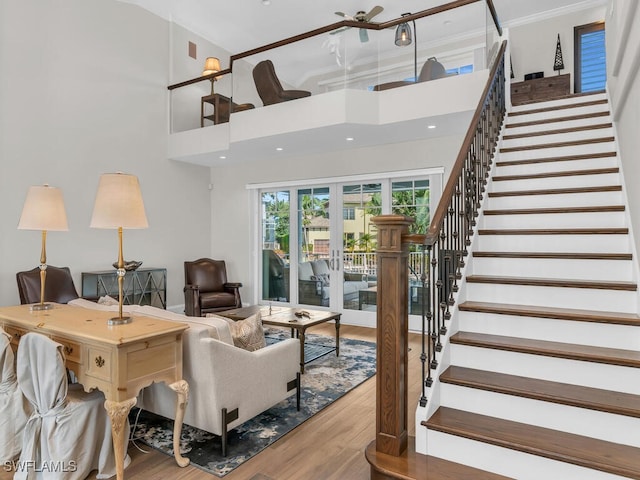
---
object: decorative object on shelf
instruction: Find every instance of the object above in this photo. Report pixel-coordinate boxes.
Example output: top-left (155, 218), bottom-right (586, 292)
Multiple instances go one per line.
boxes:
top-left (90, 172), bottom-right (148, 325)
top-left (395, 12), bottom-right (418, 83)
top-left (202, 57), bottom-right (221, 95)
top-left (554, 33), bottom-right (565, 75)
top-left (17, 184), bottom-right (69, 311)
top-left (112, 260), bottom-right (143, 271)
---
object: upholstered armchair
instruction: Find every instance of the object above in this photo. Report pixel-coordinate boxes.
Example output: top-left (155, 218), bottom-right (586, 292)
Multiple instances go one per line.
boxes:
top-left (16, 265), bottom-right (79, 305)
top-left (252, 60), bottom-right (311, 106)
top-left (184, 258), bottom-right (242, 316)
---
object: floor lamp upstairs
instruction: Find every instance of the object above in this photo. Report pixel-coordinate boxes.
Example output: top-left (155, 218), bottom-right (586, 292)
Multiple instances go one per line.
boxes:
top-left (90, 172), bottom-right (148, 325)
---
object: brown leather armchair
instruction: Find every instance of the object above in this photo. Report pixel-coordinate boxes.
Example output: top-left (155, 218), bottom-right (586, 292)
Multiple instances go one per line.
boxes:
top-left (16, 265), bottom-right (79, 305)
top-left (252, 60), bottom-right (311, 106)
top-left (184, 258), bottom-right (242, 317)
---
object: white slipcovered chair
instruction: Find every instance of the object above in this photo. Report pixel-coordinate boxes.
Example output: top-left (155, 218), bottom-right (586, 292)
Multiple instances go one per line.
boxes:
top-left (0, 328), bottom-right (29, 463)
top-left (15, 332), bottom-right (129, 480)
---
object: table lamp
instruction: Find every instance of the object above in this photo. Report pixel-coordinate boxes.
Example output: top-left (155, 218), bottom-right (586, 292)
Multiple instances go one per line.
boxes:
top-left (202, 56), bottom-right (221, 95)
top-left (18, 184), bottom-right (69, 311)
top-left (90, 172), bottom-right (148, 325)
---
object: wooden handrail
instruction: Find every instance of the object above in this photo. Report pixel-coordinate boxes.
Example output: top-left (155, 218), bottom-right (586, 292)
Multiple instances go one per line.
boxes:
top-left (167, 0), bottom-right (502, 90)
top-left (424, 40), bottom-right (507, 246)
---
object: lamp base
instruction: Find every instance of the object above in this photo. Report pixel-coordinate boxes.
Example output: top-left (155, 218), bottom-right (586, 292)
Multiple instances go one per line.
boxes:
top-left (30, 303), bottom-right (53, 311)
top-left (108, 316), bottom-right (132, 326)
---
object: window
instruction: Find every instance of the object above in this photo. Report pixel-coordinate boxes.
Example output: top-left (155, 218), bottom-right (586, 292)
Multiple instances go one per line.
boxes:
top-left (574, 21), bottom-right (606, 93)
top-left (343, 207), bottom-right (355, 220)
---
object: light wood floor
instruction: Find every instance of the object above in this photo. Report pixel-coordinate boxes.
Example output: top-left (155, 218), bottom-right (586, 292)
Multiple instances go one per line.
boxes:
top-left (2, 324), bottom-right (424, 480)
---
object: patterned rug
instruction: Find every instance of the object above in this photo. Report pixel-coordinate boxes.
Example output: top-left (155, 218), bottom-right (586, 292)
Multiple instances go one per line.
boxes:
top-left (130, 330), bottom-right (376, 477)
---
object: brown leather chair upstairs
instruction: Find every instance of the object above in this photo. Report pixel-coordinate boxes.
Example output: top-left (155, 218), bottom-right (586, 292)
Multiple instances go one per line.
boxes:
top-left (252, 60), bottom-right (311, 106)
top-left (16, 265), bottom-right (79, 305)
top-left (184, 258), bottom-right (242, 317)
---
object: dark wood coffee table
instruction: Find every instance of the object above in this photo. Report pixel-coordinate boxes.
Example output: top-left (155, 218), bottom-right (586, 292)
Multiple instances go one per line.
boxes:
top-left (219, 305), bottom-right (341, 374)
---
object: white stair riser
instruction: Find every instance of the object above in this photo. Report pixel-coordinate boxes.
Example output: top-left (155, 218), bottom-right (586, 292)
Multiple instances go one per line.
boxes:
top-left (485, 191), bottom-right (624, 209)
top-left (440, 384), bottom-right (640, 446)
top-left (458, 310), bottom-right (640, 350)
top-left (470, 257), bottom-right (634, 281)
top-left (491, 173), bottom-right (620, 192)
top-left (481, 211), bottom-right (626, 229)
top-left (475, 233), bottom-right (631, 253)
top-left (499, 142), bottom-right (615, 162)
top-left (502, 127), bottom-right (614, 148)
top-left (494, 156), bottom-right (618, 176)
top-left (508, 103), bottom-right (609, 124)
top-left (505, 116), bottom-right (611, 135)
top-left (426, 430), bottom-right (628, 480)
top-left (449, 344), bottom-right (640, 394)
top-left (464, 282), bottom-right (637, 313)
top-left (510, 94), bottom-right (607, 113)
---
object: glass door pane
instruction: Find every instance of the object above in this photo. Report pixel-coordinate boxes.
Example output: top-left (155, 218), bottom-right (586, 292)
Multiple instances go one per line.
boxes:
top-left (342, 183), bottom-right (381, 312)
top-left (297, 187), bottom-right (331, 307)
top-left (391, 179), bottom-right (430, 315)
top-left (261, 191), bottom-right (291, 302)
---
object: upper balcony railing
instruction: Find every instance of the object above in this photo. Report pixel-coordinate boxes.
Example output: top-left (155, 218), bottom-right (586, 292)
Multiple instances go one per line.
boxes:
top-left (168, 0), bottom-right (502, 135)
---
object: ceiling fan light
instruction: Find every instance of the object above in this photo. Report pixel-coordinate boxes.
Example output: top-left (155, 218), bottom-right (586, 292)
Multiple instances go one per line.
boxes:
top-left (395, 22), bottom-right (412, 46)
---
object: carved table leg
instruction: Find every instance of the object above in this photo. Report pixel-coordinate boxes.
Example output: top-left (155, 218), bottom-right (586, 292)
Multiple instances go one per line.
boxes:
top-left (168, 380), bottom-right (191, 467)
top-left (105, 397), bottom-right (137, 480)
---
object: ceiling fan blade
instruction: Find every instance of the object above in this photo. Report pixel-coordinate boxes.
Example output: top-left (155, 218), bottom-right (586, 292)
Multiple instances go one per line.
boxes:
top-left (330, 26), bottom-right (351, 35)
top-left (359, 28), bottom-right (369, 43)
top-left (335, 11), bottom-right (354, 20)
top-left (363, 5), bottom-right (384, 22)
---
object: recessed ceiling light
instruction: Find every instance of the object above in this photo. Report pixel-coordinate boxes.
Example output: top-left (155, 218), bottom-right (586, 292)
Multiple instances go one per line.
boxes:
top-left (219, 155), bottom-right (226, 159)
top-left (276, 147), bottom-right (283, 151)
top-left (346, 137), bottom-right (354, 141)
top-left (427, 125), bottom-right (436, 129)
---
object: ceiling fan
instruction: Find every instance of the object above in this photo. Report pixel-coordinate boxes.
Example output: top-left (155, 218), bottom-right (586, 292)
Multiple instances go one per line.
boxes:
top-left (333, 6), bottom-right (384, 43)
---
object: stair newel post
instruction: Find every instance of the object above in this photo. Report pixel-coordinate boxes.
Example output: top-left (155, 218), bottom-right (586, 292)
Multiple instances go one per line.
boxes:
top-left (371, 214), bottom-right (414, 457)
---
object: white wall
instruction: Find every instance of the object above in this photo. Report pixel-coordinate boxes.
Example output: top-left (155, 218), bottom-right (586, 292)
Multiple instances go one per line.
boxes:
top-left (606, 0), bottom-right (640, 272)
top-left (0, 0), bottom-right (211, 308)
top-left (509, 6), bottom-right (606, 88)
top-left (209, 135), bottom-right (463, 304)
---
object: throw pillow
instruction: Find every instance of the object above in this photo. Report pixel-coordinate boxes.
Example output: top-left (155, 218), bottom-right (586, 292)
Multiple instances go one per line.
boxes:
top-left (222, 312), bottom-right (266, 352)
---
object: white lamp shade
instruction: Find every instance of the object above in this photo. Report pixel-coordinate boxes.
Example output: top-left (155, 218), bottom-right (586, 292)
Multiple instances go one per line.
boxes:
top-left (18, 185), bottom-right (69, 231)
top-left (90, 173), bottom-right (148, 229)
top-left (202, 57), bottom-right (221, 76)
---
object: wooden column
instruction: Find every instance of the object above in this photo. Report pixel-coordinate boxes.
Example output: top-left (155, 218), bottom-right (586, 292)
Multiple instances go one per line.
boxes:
top-left (372, 214), bottom-right (413, 456)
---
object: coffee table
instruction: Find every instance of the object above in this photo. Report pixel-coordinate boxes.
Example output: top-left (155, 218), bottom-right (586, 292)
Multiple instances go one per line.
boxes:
top-left (219, 305), bottom-right (341, 374)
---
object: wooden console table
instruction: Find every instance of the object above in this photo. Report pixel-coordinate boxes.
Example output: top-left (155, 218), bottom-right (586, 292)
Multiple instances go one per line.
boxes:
top-left (511, 73), bottom-right (570, 105)
top-left (0, 303), bottom-right (190, 480)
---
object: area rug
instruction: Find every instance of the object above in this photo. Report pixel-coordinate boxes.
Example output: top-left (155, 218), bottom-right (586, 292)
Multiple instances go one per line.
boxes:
top-left (130, 331), bottom-right (376, 477)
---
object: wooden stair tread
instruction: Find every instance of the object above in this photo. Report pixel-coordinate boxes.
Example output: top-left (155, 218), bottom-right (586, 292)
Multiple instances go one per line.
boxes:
top-left (492, 167), bottom-right (618, 181)
top-left (465, 274), bottom-right (637, 291)
top-left (365, 439), bottom-right (513, 480)
top-left (450, 331), bottom-right (640, 367)
top-left (440, 366), bottom-right (640, 417)
top-left (488, 185), bottom-right (622, 197)
top-left (502, 122), bottom-right (612, 140)
top-left (500, 137), bottom-right (614, 153)
top-left (483, 205), bottom-right (625, 215)
top-left (477, 227), bottom-right (628, 235)
top-left (508, 98), bottom-right (608, 117)
top-left (496, 151), bottom-right (616, 167)
top-left (424, 407), bottom-right (640, 479)
top-left (506, 110), bottom-right (610, 129)
top-left (472, 251), bottom-right (632, 260)
top-left (458, 300), bottom-right (640, 325)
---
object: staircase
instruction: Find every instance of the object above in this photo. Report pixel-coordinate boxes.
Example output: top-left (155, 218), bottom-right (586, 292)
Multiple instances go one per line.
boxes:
top-left (423, 93), bottom-right (640, 479)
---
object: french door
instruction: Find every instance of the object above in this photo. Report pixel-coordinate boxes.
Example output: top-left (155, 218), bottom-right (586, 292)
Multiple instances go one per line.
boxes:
top-left (258, 170), bottom-right (440, 327)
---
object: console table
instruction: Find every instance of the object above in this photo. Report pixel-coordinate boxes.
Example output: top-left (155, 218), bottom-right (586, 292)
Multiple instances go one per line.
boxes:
top-left (511, 73), bottom-right (570, 105)
top-left (81, 267), bottom-right (166, 309)
top-left (0, 303), bottom-right (190, 480)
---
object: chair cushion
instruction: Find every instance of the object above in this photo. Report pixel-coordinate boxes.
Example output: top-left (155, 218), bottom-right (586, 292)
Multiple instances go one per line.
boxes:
top-left (221, 313), bottom-right (265, 352)
top-left (200, 291), bottom-right (237, 309)
top-left (298, 262), bottom-right (314, 281)
top-left (311, 259), bottom-right (331, 277)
